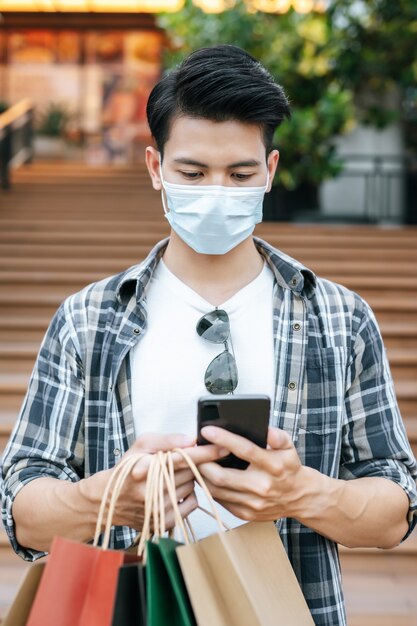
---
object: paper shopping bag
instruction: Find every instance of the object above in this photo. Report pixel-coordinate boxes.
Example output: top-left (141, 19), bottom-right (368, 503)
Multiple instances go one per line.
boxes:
top-left (147, 538), bottom-right (196, 626)
top-left (26, 536), bottom-right (134, 626)
top-left (2, 562), bottom-right (45, 626)
top-left (110, 561), bottom-right (147, 626)
top-left (177, 521), bottom-right (315, 626)
top-left (78, 546), bottom-right (142, 626)
top-left (26, 453), bottom-right (147, 626)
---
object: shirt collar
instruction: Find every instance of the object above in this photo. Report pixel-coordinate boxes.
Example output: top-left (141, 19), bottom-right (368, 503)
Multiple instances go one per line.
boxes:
top-left (116, 235), bottom-right (317, 305)
top-left (254, 236), bottom-right (316, 299)
top-left (116, 237), bottom-right (169, 305)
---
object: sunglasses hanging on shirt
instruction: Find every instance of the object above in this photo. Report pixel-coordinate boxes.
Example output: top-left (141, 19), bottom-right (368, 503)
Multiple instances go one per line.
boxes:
top-left (196, 308), bottom-right (238, 394)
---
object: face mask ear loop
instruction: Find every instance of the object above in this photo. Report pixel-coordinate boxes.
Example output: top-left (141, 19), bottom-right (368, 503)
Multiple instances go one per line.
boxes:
top-left (159, 153), bottom-right (170, 216)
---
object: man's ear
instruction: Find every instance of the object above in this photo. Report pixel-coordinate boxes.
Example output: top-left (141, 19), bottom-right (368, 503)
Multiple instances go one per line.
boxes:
top-left (267, 150), bottom-right (279, 192)
top-left (145, 146), bottom-right (162, 191)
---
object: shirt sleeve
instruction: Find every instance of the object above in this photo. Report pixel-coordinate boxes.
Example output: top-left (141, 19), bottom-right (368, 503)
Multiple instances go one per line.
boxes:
top-left (340, 294), bottom-right (417, 541)
top-left (0, 301), bottom-right (85, 561)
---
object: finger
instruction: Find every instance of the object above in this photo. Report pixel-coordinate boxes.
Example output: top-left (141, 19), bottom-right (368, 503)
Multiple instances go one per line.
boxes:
top-left (200, 426), bottom-right (269, 469)
top-left (132, 432), bottom-right (196, 454)
top-left (165, 500), bottom-right (198, 532)
top-left (267, 427), bottom-right (294, 451)
top-left (130, 454), bottom-right (153, 481)
top-left (129, 447), bottom-right (197, 482)
top-left (177, 493), bottom-right (198, 518)
top-left (200, 478), bottom-right (250, 505)
top-left (163, 481), bottom-right (194, 507)
top-left (198, 461), bottom-right (252, 493)
top-left (171, 444), bottom-right (229, 469)
top-left (173, 468), bottom-right (194, 487)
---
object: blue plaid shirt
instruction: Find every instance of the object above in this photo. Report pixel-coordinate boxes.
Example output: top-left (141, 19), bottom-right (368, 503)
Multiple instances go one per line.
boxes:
top-left (1, 237), bottom-right (417, 626)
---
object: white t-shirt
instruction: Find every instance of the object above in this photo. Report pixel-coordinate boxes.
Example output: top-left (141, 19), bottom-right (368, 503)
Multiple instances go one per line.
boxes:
top-left (130, 258), bottom-right (275, 538)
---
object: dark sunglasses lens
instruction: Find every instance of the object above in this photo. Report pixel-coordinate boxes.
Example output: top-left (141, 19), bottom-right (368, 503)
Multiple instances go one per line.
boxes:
top-left (196, 309), bottom-right (229, 343)
top-left (205, 350), bottom-right (238, 394)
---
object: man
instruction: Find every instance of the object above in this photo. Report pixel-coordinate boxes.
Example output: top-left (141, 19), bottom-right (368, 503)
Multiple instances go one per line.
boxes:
top-left (1, 45), bottom-right (417, 626)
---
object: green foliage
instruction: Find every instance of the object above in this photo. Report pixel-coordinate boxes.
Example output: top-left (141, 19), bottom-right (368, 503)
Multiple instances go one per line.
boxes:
top-left (36, 103), bottom-right (72, 137)
top-left (158, 1), bottom-right (356, 189)
top-left (158, 0), bottom-right (417, 188)
top-left (274, 87), bottom-right (354, 189)
top-left (328, 0), bottom-right (417, 129)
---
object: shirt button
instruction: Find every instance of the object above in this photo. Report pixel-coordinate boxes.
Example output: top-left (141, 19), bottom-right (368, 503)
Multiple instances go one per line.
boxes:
top-left (291, 277), bottom-right (298, 286)
top-left (293, 323), bottom-right (301, 331)
top-left (133, 328), bottom-right (141, 335)
top-left (288, 382), bottom-right (297, 391)
top-left (113, 448), bottom-right (121, 457)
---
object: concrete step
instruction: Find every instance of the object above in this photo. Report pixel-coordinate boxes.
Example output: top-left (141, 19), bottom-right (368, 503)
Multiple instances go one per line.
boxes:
top-left (0, 230), bottom-right (169, 246)
top-left (0, 216), bottom-right (413, 231)
top-left (2, 239), bottom-right (417, 263)
top-left (1, 227), bottom-right (417, 249)
top-left (0, 242), bottom-right (154, 260)
top-left (342, 568), bottom-right (417, 626)
top-left (2, 216), bottom-right (416, 239)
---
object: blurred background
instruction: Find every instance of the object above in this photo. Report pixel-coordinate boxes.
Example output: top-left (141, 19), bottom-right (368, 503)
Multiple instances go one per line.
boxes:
top-left (1, 0), bottom-right (417, 221)
top-left (0, 2), bottom-right (417, 625)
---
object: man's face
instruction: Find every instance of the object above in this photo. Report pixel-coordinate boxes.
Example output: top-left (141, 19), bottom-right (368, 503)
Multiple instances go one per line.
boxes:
top-left (147, 116), bottom-right (279, 192)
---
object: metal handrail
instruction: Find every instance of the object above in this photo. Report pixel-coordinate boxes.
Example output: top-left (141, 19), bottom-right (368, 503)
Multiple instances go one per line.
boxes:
top-left (0, 99), bottom-right (32, 130)
top-left (323, 153), bottom-right (417, 224)
top-left (0, 99), bottom-right (34, 190)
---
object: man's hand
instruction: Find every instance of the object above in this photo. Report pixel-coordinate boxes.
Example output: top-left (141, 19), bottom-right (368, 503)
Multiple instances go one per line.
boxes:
top-left (107, 432), bottom-right (227, 530)
top-left (13, 431), bottom-right (227, 552)
top-left (197, 426), bottom-right (307, 522)
top-left (198, 425), bottom-right (410, 550)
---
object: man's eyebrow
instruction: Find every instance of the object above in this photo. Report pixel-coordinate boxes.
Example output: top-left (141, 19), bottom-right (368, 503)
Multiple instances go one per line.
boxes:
top-left (227, 159), bottom-right (262, 168)
top-left (172, 158), bottom-right (262, 168)
top-left (173, 158), bottom-right (208, 167)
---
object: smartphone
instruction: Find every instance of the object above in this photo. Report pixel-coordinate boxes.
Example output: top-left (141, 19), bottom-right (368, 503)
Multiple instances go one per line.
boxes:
top-left (197, 395), bottom-right (271, 470)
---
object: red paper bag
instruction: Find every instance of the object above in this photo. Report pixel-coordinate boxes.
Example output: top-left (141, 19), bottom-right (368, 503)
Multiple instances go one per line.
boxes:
top-left (26, 536), bottom-right (136, 626)
top-left (27, 454), bottom-right (144, 626)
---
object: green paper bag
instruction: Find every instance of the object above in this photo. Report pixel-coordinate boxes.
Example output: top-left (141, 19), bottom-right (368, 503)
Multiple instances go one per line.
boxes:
top-left (146, 538), bottom-right (196, 626)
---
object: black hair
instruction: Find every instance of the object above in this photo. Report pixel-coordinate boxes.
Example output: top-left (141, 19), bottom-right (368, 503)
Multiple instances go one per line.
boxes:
top-left (147, 44), bottom-right (290, 158)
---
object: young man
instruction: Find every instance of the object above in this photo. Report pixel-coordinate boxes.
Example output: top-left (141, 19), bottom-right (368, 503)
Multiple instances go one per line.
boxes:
top-left (1, 45), bottom-right (417, 625)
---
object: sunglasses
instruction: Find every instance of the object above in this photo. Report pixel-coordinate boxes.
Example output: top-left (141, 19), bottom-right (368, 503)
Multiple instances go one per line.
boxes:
top-left (196, 308), bottom-right (238, 394)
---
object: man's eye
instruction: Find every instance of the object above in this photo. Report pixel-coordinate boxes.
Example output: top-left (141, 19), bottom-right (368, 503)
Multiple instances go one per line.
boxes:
top-left (181, 171), bottom-right (201, 179)
top-left (233, 173), bottom-right (253, 181)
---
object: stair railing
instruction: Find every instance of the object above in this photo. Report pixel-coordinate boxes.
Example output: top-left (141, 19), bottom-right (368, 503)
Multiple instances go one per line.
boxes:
top-left (0, 99), bottom-right (34, 191)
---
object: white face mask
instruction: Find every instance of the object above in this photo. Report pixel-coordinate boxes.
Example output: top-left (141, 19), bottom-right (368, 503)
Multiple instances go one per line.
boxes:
top-left (159, 157), bottom-right (269, 255)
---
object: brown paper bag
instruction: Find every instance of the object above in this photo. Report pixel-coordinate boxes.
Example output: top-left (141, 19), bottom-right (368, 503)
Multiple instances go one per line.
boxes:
top-left (177, 521), bottom-right (314, 626)
top-left (2, 562), bottom-right (45, 626)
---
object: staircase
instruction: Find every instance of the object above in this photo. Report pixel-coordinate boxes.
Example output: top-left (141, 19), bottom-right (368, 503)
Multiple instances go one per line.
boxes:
top-left (1, 162), bottom-right (417, 625)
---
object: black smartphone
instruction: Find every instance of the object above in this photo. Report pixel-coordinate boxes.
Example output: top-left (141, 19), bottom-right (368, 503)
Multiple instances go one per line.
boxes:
top-left (197, 395), bottom-right (271, 470)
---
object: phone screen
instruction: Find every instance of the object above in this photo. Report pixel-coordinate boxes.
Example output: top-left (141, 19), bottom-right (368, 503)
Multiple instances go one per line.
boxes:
top-left (197, 395), bottom-right (271, 470)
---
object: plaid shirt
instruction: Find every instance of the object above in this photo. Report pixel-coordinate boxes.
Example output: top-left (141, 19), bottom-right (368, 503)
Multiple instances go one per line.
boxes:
top-left (1, 236), bottom-right (417, 625)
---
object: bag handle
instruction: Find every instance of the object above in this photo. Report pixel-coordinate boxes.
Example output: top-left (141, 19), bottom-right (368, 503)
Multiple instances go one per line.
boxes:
top-left (93, 446), bottom-right (229, 553)
top-left (145, 449), bottom-right (229, 547)
top-left (172, 448), bottom-right (228, 532)
top-left (136, 451), bottom-right (192, 557)
top-left (93, 452), bottom-right (146, 549)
